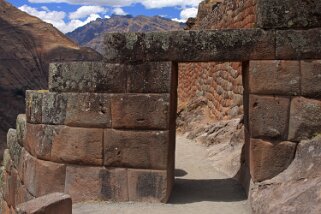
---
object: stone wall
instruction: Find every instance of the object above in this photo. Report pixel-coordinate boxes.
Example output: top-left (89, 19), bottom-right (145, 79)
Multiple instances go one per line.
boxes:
top-left (1, 61), bottom-right (177, 210)
top-left (178, 0), bottom-right (257, 121)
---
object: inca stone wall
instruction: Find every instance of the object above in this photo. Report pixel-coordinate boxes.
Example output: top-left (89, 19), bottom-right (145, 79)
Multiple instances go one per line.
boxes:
top-left (1, 61), bottom-right (177, 211)
top-left (1, 0), bottom-right (321, 213)
top-left (178, 0), bottom-right (257, 121)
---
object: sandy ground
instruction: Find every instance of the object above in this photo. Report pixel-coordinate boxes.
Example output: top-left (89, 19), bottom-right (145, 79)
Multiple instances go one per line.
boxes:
top-left (73, 135), bottom-right (250, 214)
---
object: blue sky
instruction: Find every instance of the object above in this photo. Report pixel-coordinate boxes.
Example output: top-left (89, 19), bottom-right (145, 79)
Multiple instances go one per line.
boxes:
top-left (7, 0), bottom-right (201, 33)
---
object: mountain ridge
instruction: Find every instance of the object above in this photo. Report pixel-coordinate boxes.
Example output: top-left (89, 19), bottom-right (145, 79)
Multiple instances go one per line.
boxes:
top-left (67, 15), bottom-right (185, 53)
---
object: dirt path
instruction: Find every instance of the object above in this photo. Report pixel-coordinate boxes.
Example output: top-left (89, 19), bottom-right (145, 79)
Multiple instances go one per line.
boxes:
top-left (73, 135), bottom-right (250, 214)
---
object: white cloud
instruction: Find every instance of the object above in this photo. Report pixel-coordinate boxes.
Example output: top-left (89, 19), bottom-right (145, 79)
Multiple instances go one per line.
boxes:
top-left (171, 18), bottom-right (185, 23)
top-left (172, 7), bottom-right (198, 23)
top-left (19, 5), bottom-right (102, 33)
top-left (28, 0), bottom-right (203, 9)
top-left (105, 15), bottom-right (111, 19)
top-left (69, 6), bottom-right (106, 19)
top-left (112, 8), bottom-right (127, 16)
top-left (41, 6), bottom-right (50, 11)
top-left (180, 7), bottom-right (198, 20)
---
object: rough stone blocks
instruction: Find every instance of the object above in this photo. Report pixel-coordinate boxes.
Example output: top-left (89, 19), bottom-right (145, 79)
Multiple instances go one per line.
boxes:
top-left (250, 138), bottom-right (297, 182)
top-left (64, 166), bottom-right (128, 203)
top-left (301, 60), bottom-right (321, 98)
top-left (288, 97), bottom-right (321, 141)
top-left (49, 61), bottom-right (173, 93)
top-left (16, 114), bottom-right (26, 146)
top-left (49, 62), bottom-right (127, 93)
top-left (104, 129), bottom-right (169, 169)
top-left (23, 152), bottom-right (66, 197)
top-left (111, 94), bottom-right (170, 130)
top-left (104, 29), bottom-right (276, 62)
top-left (26, 91), bottom-right (112, 128)
top-left (276, 29), bottom-right (321, 60)
top-left (25, 124), bottom-right (103, 165)
top-left (249, 60), bottom-right (300, 95)
top-left (16, 193), bottom-right (72, 214)
top-left (249, 95), bottom-right (290, 139)
top-left (128, 169), bottom-right (168, 203)
top-left (256, 0), bottom-right (321, 29)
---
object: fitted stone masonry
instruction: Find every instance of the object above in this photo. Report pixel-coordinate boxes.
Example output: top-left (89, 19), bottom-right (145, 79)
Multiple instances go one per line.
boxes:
top-left (2, 0), bottom-right (321, 211)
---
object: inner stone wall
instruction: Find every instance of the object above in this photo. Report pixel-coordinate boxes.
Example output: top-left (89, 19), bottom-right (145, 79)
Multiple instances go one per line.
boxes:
top-left (178, 0), bottom-right (257, 121)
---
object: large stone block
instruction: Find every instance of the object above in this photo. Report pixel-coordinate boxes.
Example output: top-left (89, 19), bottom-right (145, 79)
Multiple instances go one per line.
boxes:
top-left (250, 138), bottom-right (297, 182)
top-left (288, 97), bottom-right (321, 141)
top-left (26, 90), bottom-right (43, 124)
top-left (104, 29), bottom-right (275, 62)
top-left (16, 114), bottom-right (26, 146)
top-left (104, 129), bottom-right (169, 169)
top-left (25, 124), bottom-right (104, 165)
top-left (65, 166), bottom-right (128, 202)
top-left (16, 193), bottom-right (72, 214)
top-left (249, 95), bottom-right (290, 139)
top-left (256, 0), bottom-right (321, 29)
top-left (111, 94), bottom-right (170, 129)
top-left (64, 93), bottom-right (112, 128)
top-left (7, 129), bottom-right (23, 170)
top-left (49, 62), bottom-right (127, 93)
top-left (128, 169), bottom-right (169, 203)
top-left (127, 61), bottom-right (174, 93)
top-left (26, 91), bottom-right (112, 128)
top-left (3, 169), bottom-right (17, 207)
top-left (276, 29), bottom-right (321, 60)
top-left (23, 152), bottom-right (66, 197)
top-left (301, 60), bottom-right (321, 98)
top-left (248, 60), bottom-right (300, 95)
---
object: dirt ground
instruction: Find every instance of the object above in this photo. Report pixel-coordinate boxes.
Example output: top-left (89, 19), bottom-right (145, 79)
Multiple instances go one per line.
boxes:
top-left (73, 135), bottom-right (250, 214)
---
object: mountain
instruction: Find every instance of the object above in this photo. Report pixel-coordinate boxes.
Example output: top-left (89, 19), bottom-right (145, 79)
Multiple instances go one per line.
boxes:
top-left (67, 15), bottom-right (185, 53)
top-left (0, 0), bottom-right (102, 158)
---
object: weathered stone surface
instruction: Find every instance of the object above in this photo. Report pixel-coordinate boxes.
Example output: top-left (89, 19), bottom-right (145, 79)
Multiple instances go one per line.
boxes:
top-left (26, 91), bottom-right (112, 128)
top-left (16, 114), bottom-right (26, 146)
top-left (65, 166), bottom-right (128, 202)
top-left (25, 124), bottom-right (104, 165)
top-left (301, 60), bottom-right (321, 98)
top-left (3, 169), bottom-right (18, 207)
top-left (42, 93), bottom-right (67, 125)
top-left (128, 169), bottom-right (168, 203)
top-left (1, 200), bottom-right (11, 214)
top-left (276, 29), bottom-right (321, 60)
top-left (104, 29), bottom-right (275, 62)
top-left (249, 95), bottom-right (290, 139)
top-left (250, 135), bottom-right (321, 214)
top-left (288, 97), bottom-right (321, 141)
top-left (49, 62), bottom-right (127, 93)
top-left (256, 0), bottom-right (321, 29)
top-left (26, 90), bottom-right (43, 124)
top-left (104, 129), bottom-right (169, 169)
top-left (64, 93), bottom-right (112, 128)
top-left (127, 62), bottom-right (173, 93)
top-left (15, 181), bottom-right (35, 206)
top-left (248, 60), bottom-right (300, 95)
top-left (7, 129), bottom-right (23, 171)
top-left (250, 138), bottom-right (297, 182)
top-left (24, 152), bottom-right (66, 197)
top-left (112, 94), bottom-right (170, 129)
top-left (16, 193), bottom-right (72, 214)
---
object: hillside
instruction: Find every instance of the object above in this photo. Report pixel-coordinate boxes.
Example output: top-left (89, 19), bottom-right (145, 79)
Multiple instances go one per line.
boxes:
top-left (0, 0), bottom-right (102, 158)
top-left (67, 15), bottom-right (184, 53)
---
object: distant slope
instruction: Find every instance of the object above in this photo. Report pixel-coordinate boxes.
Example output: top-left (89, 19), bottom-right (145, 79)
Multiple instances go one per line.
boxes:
top-left (0, 0), bottom-right (102, 158)
top-left (67, 15), bottom-right (185, 53)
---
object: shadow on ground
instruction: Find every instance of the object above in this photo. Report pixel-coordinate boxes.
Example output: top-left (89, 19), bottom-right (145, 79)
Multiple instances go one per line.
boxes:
top-left (169, 176), bottom-right (247, 204)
